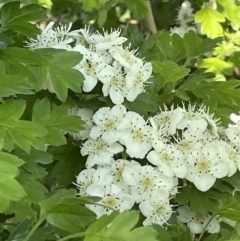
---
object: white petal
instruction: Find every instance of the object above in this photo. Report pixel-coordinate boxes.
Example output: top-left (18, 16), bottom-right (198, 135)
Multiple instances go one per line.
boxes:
top-left (194, 174), bottom-right (216, 191)
top-left (82, 76), bottom-right (98, 92)
top-left (90, 126), bottom-right (104, 139)
top-left (211, 161), bottom-right (228, 178)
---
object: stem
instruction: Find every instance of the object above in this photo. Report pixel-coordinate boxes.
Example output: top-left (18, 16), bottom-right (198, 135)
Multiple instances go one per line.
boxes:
top-left (197, 213), bottom-right (217, 241)
top-left (22, 218), bottom-right (45, 241)
top-left (140, 0), bottom-right (157, 36)
top-left (57, 232), bottom-right (85, 241)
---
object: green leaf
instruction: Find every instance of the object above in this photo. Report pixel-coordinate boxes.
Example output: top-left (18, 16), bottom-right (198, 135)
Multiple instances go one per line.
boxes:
top-left (1, 1), bottom-right (47, 36)
top-left (218, 0), bottom-right (240, 30)
top-left (32, 98), bottom-right (84, 146)
top-left (0, 152), bottom-right (26, 207)
top-left (0, 99), bottom-right (47, 152)
top-left (0, 64), bottom-right (34, 97)
top-left (39, 189), bottom-right (77, 219)
top-left (152, 60), bottom-right (190, 84)
top-left (199, 57), bottom-right (234, 75)
top-left (47, 204), bottom-right (96, 233)
top-left (124, 92), bottom-right (159, 117)
top-left (195, 6), bottom-right (225, 38)
top-left (219, 191), bottom-right (240, 221)
top-left (78, 0), bottom-right (110, 11)
top-left (85, 211), bottom-right (158, 241)
top-left (50, 145), bottom-right (85, 186)
top-left (34, 50), bottom-right (83, 101)
top-left (183, 31), bottom-right (222, 61)
top-left (127, 0), bottom-right (148, 19)
top-left (175, 186), bottom-right (218, 214)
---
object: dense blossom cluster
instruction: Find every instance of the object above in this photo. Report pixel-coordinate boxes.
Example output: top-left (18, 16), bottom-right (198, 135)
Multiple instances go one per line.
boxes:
top-left (26, 22), bottom-right (152, 104)
top-left (27, 21), bottom-right (239, 235)
top-left (69, 103), bottom-right (240, 231)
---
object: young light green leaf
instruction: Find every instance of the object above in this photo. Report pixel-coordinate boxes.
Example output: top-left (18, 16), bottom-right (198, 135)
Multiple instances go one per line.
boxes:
top-left (85, 211), bottom-right (158, 241)
top-left (195, 6), bottom-right (225, 38)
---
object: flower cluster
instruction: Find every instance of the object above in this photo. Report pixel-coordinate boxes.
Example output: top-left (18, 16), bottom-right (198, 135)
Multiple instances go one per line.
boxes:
top-left (170, 1), bottom-right (196, 37)
top-left (71, 103), bottom-right (240, 228)
top-left (26, 22), bottom-right (152, 104)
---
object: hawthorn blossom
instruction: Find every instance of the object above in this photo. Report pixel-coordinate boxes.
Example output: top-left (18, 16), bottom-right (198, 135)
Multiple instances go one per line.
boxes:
top-left (102, 159), bottom-right (139, 192)
top-left (120, 112), bottom-right (152, 159)
top-left (109, 44), bottom-right (139, 70)
top-left (152, 106), bottom-right (185, 135)
top-left (86, 183), bottom-right (134, 218)
top-left (185, 142), bottom-right (228, 191)
top-left (75, 168), bottom-right (113, 196)
top-left (89, 28), bottom-right (127, 52)
top-left (147, 143), bottom-right (186, 178)
top-left (176, 1), bottom-right (194, 27)
top-left (125, 59), bottom-right (152, 102)
top-left (76, 51), bottom-right (112, 92)
top-left (68, 107), bottom-right (93, 140)
top-left (139, 191), bottom-right (173, 226)
top-left (177, 206), bottom-right (220, 234)
top-left (81, 137), bottom-right (123, 168)
top-left (225, 122), bottom-right (240, 147)
top-left (122, 165), bottom-right (173, 203)
top-left (90, 105), bottom-right (128, 144)
top-left (217, 140), bottom-right (240, 176)
top-left (98, 61), bottom-right (127, 104)
top-left (26, 22), bottom-right (77, 50)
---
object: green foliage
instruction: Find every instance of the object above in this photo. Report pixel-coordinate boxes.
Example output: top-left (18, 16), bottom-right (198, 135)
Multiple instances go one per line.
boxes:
top-left (33, 50), bottom-right (84, 101)
top-left (32, 98), bottom-right (84, 146)
top-left (195, 6), bottom-right (225, 38)
top-left (85, 211), bottom-right (158, 241)
top-left (0, 1), bottom-right (47, 37)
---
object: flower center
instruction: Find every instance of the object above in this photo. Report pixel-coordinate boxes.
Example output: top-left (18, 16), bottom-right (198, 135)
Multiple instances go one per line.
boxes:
top-left (197, 158), bottom-right (210, 172)
top-left (105, 119), bottom-right (116, 131)
top-left (140, 176), bottom-right (154, 191)
top-left (103, 196), bottom-right (118, 209)
top-left (160, 152), bottom-right (171, 164)
top-left (113, 166), bottom-right (124, 181)
top-left (95, 140), bottom-right (108, 154)
top-left (132, 128), bottom-right (145, 141)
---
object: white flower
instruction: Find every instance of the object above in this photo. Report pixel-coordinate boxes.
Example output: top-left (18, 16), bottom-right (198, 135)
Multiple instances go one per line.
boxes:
top-left (99, 61), bottom-right (127, 104)
top-left (139, 191), bottom-right (173, 226)
top-left (125, 59), bottom-right (152, 102)
top-left (102, 159), bottom-right (139, 192)
top-left (200, 107), bottom-right (222, 137)
top-left (120, 112), bottom-right (152, 159)
top-left (229, 113), bottom-right (240, 127)
top-left (90, 105), bottom-right (128, 145)
top-left (147, 143), bottom-right (186, 178)
top-left (152, 105), bottom-right (185, 135)
top-left (75, 168), bottom-right (113, 196)
top-left (25, 22), bottom-right (76, 50)
top-left (177, 103), bottom-right (208, 134)
top-left (177, 206), bottom-right (220, 234)
top-left (226, 122), bottom-right (240, 147)
top-left (86, 183), bottom-right (134, 218)
top-left (69, 107), bottom-right (93, 140)
top-left (176, 1), bottom-right (194, 27)
top-left (109, 44), bottom-right (138, 70)
top-left (76, 50), bottom-right (111, 92)
top-left (170, 26), bottom-right (197, 38)
top-left (122, 165), bottom-right (173, 203)
top-left (217, 140), bottom-right (240, 177)
top-left (89, 28), bottom-right (127, 52)
top-left (175, 130), bottom-right (203, 157)
top-left (81, 137), bottom-right (123, 168)
top-left (185, 142), bottom-right (228, 191)
top-left (149, 117), bottom-right (168, 150)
